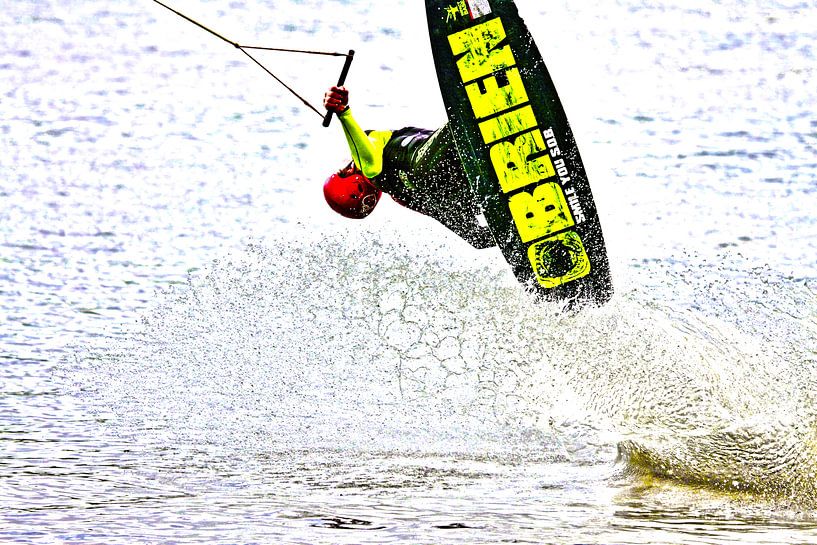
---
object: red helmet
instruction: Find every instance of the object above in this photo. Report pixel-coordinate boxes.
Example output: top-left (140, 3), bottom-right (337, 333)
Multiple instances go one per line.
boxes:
top-left (323, 171), bottom-right (382, 219)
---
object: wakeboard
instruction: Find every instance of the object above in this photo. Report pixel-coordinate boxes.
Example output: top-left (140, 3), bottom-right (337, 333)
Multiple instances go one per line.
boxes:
top-left (426, 0), bottom-right (613, 306)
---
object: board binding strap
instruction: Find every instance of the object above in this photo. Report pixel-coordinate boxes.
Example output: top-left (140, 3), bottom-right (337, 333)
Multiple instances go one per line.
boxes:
top-left (426, 0), bottom-right (613, 307)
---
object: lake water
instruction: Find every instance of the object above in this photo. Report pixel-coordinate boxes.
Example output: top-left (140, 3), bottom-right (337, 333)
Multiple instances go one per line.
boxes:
top-left (2, 0), bottom-right (817, 543)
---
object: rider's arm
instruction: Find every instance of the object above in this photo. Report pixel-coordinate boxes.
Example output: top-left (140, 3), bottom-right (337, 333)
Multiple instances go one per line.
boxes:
top-left (337, 108), bottom-right (392, 178)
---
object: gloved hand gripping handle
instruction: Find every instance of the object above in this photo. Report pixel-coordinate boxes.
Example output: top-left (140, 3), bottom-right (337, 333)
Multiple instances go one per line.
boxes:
top-left (323, 50), bottom-right (355, 127)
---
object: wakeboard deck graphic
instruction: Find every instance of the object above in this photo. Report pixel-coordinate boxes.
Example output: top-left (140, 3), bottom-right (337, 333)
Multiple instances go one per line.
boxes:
top-left (426, 0), bottom-right (613, 306)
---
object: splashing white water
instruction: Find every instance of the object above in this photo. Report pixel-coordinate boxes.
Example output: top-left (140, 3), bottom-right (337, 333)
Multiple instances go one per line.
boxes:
top-left (71, 227), bottom-right (817, 504)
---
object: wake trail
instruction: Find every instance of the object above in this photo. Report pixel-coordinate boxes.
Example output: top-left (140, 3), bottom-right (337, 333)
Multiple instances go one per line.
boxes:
top-left (67, 231), bottom-right (817, 504)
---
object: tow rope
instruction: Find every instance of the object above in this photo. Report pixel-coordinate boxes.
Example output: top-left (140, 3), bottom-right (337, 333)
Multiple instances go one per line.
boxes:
top-left (150, 0), bottom-right (354, 126)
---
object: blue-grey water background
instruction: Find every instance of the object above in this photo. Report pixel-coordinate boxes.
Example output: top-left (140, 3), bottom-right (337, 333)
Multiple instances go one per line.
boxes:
top-left (2, 0), bottom-right (817, 543)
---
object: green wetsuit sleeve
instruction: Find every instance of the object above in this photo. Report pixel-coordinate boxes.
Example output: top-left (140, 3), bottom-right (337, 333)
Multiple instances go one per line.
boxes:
top-left (337, 108), bottom-right (392, 179)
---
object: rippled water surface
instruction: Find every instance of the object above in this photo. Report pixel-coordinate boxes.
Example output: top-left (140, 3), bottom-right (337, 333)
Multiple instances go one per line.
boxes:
top-left (2, 1), bottom-right (817, 544)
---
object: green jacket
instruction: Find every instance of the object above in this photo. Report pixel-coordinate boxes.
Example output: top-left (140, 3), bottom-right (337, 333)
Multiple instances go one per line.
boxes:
top-left (338, 108), bottom-right (495, 249)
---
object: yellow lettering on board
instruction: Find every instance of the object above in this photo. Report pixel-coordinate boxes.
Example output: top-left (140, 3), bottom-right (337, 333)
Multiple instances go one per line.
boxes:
top-left (447, 18), bottom-right (516, 83)
top-left (489, 130), bottom-right (556, 194)
top-left (528, 231), bottom-right (591, 288)
top-left (507, 182), bottom-right (574, 243)
top-left (465, 67), bottom-right (528, 119)
top-left (478, 105), bottom-right (537, 144)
